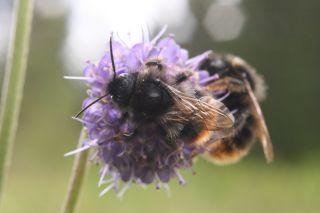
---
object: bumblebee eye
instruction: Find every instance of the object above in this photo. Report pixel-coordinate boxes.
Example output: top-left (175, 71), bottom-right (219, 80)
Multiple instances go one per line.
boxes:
top-left (107, 73), bottom-right (136, 106)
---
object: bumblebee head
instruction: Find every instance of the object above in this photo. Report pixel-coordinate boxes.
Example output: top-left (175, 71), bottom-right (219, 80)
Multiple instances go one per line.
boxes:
top-left (107, 73), bottom-right (137, 106)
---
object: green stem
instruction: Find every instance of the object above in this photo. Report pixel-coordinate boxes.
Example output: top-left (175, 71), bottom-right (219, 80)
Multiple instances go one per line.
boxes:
top-left (61, 128), bottom-right (90, 213)
top-left (0, 0), bottom-right (34, 203)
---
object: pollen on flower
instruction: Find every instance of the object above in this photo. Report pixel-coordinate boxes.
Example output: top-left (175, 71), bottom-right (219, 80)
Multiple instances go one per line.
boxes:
top-left (66, 28), bottom-right (213, 196)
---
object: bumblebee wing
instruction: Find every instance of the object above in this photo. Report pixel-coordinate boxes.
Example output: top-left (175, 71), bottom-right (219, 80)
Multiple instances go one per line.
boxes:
top-left (244, 79), bottom-right (274, 163)
top-left (162, 83), bottom-right (234, 131)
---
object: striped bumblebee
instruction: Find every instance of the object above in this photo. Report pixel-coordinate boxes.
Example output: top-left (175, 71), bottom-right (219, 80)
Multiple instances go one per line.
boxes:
top-left (196, 53), bottom-right (273, 164)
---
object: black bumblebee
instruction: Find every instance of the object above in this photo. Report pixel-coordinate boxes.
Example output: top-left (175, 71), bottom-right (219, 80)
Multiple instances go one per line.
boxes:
top-left (106, 58), bottom-right (234, 141)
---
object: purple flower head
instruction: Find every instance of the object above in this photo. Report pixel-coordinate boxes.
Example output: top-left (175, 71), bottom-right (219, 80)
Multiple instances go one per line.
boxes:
top-left (68, 29), bottom-right (213, 196)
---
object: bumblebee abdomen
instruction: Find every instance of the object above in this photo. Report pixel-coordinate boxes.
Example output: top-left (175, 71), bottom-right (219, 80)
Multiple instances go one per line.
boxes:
top-left (203, 114), bottom-right (256, 164)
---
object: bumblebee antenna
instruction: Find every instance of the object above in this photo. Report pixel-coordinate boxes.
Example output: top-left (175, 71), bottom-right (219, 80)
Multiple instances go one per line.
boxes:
top-left (73, 35), bottom-right (116, 118)
top-left (74, 94), bottom-right (108, 118)
top-left (109, 34), bottom-right (117, 80)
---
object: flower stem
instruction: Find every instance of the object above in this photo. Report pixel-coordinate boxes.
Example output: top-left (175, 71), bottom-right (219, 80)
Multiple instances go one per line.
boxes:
top-left (0, 0), bottom-right (34, 203)
top-left (61, 128), bottom-right (90, 213)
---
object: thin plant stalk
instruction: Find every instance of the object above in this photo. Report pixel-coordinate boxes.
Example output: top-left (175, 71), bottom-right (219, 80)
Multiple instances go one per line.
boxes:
top-left (0, 0), bottom-right (34, 203)
top-left (61, 128), bottom-right (90, 213)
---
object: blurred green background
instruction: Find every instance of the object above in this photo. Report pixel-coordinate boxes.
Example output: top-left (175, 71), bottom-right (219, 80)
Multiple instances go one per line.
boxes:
top-left (0, 0), bottom-right (319, 212)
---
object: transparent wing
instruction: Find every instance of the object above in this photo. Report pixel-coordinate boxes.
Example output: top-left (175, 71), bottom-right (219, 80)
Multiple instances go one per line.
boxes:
top-left (162, 83), bottom-right (234, 131)
top-left (244, 79), bottom-right (274, 163)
